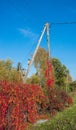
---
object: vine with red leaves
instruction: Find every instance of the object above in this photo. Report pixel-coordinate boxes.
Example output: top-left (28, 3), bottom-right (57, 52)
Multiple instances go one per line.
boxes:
top-left (45, 61), bottom-right (54, 88)
top-left (0, 81), bottom-right (46, 130)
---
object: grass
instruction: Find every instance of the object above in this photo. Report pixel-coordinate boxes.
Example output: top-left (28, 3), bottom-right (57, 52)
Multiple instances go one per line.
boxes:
top-left (30, 92), bottom-right (76, 130)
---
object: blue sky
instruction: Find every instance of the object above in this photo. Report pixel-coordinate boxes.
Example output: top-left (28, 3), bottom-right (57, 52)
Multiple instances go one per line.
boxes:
top-left (0, 0), bottom-right (76, 80)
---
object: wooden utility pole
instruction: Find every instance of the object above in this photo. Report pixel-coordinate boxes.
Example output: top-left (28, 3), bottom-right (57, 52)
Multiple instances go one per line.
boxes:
top-left (24, 23), bottom-right (50, 83)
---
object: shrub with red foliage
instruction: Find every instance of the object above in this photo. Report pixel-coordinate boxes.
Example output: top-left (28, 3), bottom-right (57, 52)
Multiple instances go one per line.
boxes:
top-left (47, 88), bottom-right (73, 115)
top-left (0, 81), bottom-right (46, 130)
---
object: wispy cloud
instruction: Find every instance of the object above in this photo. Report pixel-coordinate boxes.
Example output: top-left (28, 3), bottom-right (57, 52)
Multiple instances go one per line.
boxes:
top-left (18, 28), bottom-right (38, 41)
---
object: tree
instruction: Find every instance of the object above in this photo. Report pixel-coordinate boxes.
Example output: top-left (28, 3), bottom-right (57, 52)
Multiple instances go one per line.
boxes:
top-left (34, 47), bottom-right (49, 86)
top-left (17, 62), bottom-right (22, 71)
top-left (34, 47), bottom-right (48, 75)
top-left (52, 58), bottom-right (72, 89)
top-left (52, 58), bottom-right (68, 87)
top-left (0, 59), bottom-right (22, 82)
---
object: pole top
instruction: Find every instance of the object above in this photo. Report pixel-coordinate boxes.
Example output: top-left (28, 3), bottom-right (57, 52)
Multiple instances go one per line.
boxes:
top-left (45, 22), bottom-right (49, 27)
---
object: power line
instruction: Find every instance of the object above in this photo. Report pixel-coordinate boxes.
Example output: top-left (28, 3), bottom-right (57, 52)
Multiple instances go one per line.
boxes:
top-left (50, 22), bottom-right (76, 25)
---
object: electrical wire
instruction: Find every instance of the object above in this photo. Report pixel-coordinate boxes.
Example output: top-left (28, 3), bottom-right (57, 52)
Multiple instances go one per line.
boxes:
top-left (50, 22), bottom-right (76, 25)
